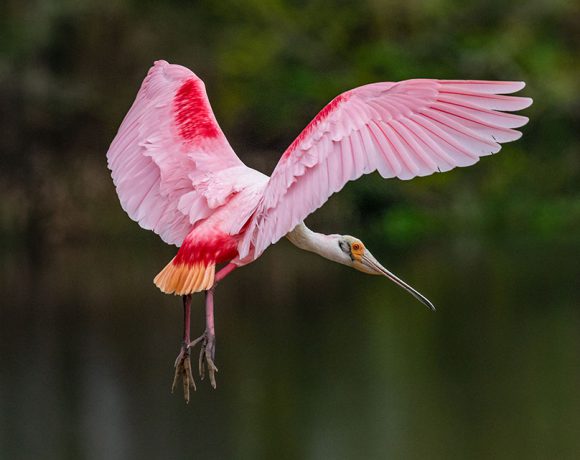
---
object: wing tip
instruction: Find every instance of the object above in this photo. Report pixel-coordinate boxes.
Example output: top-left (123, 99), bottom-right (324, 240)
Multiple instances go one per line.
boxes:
top-left (510, 81), bottom-right (526, 92)
top-left (149, 59), bottom-right (196, 81)
top-left (516, 115), bottom-right (530, 128)
top-left (438, 79), bottom-right (530, 96)
top-left (491, 80), bottom-right (527, 94)
top-left (519, 96), bottom-right (533, 110)
top-left (504, 129), bottom-right (523, 143)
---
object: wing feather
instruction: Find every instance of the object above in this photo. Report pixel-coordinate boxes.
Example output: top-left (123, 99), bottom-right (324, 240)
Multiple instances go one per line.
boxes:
top-left (107, 60), bottom-right (259, 246)
top-left (367, 121), bottom-right (393, 178)
top-left (239, 79), bottom-right (532, 259)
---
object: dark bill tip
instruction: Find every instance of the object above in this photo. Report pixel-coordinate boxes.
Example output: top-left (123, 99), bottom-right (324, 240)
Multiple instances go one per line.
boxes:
top-left (362, 253), bottom-right (436, 312)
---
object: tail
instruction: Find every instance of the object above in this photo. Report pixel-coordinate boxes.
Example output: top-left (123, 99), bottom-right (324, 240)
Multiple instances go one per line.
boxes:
top-left (153, 258), bottom-right (216, 295)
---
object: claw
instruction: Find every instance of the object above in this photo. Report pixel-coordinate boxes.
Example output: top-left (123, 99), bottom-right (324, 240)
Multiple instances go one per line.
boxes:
top-left (173, 330), bottom-right (218, 402)
top-left (172, 345), bottom-right (196, 403)
top-left (206, 352), bottom-right (218, 389)
top-left (203, 334), bottom-right (218, 389)
top-left (189, 330), bottom-right (218, 389)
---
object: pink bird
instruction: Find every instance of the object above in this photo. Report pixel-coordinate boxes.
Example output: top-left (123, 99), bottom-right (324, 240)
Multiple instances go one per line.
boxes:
top-left (107, 60), bottom-right (532, 401)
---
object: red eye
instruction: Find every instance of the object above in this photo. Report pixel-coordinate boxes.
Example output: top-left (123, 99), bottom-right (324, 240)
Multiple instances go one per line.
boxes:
top-left (352, 243), bottom-right (361, 251)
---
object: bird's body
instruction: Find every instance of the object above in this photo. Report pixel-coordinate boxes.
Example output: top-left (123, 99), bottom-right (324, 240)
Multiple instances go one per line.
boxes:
top-left (153, 170), bottom-right (268, 295)
top-left (107, 60), bottom-right (531, 401)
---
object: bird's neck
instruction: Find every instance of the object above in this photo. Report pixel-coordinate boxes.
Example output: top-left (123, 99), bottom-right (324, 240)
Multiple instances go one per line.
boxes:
top-left (286, 223), bottom-right (344, 265)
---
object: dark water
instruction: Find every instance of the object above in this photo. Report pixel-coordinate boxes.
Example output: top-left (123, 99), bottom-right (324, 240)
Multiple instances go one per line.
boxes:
top-left (1, 236), bottom-right (579, 460)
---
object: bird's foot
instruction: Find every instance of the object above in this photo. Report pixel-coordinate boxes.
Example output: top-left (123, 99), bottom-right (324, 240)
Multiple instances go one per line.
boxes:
top-left (190, 330), bottom-right (218, 389)
top-left (171, 331), bottom-right (218, 402)
top-left (172, 342), bottom-right (196, 403)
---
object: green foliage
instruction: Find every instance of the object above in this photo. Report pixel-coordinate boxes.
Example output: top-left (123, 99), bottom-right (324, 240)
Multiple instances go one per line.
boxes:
top-left (1, 0), bottom-right (578, 247)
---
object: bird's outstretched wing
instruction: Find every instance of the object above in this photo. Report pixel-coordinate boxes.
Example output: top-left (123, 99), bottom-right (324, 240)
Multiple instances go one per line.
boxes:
top-left (239, 79), bottom-right (532, 259)
top-left (107, 60), bottom-right (252, 246)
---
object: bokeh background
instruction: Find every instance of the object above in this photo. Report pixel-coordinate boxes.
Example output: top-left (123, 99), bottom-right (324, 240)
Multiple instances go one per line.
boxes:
top-left (1, 0), bottom-right (579, 459)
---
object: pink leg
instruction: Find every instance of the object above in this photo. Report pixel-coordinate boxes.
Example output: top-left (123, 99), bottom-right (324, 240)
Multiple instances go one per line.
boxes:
top-left (215, 262), bottom-right (237, 283)
top-left (183, 294), bottom-right (191, 344)
top-left (172, 263), bottom-right (237, 399)
top-left (205, 288), bottom-right (216, 341)
top-left (172, 294), bottom-right (195, 402)
top-left (192, 263), bottom-right (236, 389)
top-left (200, 287), bottom-right (218, 388)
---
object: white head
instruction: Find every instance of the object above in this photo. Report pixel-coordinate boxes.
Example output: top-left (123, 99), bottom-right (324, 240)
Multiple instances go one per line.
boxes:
top-left (286, 224), bottom-right (435, 311)
top-left (331, 235), bottom-right (435, 311)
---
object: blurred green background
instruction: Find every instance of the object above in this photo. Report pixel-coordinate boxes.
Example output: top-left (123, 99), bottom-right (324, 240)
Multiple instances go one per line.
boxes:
top-left (1, 0), bottom-right (579, 459)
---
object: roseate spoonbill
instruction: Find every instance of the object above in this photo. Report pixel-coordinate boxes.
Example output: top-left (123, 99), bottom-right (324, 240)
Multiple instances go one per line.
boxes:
top-left (107, 60), bottom-right (532, 401)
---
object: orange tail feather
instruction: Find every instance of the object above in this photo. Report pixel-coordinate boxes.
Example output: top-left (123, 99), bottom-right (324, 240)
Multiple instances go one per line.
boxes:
top-left (154, 258), bottom-right (216, 295)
